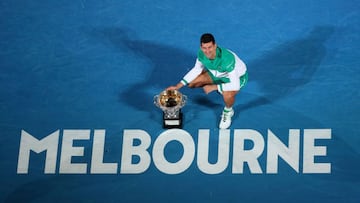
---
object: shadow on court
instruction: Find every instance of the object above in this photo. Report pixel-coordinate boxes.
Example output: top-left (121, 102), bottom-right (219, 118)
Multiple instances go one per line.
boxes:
top-left (91, 26), bottom-right (335, 116)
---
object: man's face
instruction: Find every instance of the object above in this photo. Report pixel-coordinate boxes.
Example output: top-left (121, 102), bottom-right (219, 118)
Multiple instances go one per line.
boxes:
top-left (201, 42), bottom-right (217, 59)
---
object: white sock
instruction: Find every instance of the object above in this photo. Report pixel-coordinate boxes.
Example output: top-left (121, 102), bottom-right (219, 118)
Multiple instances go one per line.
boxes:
top-left (224, 106), bottom-right (233, 112)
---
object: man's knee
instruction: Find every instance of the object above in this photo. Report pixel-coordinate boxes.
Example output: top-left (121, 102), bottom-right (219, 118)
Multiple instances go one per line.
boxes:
top-left (188, 83), bottom-right (196, 88)
top-left (188, 75), bottom-right (212, 88)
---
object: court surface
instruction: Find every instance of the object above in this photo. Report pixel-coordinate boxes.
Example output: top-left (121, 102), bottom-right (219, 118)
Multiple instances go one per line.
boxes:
top-left (0, 0), bottom-right (359, 202)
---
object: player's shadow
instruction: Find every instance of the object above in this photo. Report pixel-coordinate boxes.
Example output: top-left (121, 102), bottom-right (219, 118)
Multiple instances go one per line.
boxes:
top-left (91, 26), bottom-right (334, 118)
top-left (90, 27), bottom-right (194, 115)
top-left (236, 26), bottom-right (335, 113)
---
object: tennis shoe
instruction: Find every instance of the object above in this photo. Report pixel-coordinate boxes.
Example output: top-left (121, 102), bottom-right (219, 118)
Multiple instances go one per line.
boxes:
top-left (219, 109), bottom-right (234, 129)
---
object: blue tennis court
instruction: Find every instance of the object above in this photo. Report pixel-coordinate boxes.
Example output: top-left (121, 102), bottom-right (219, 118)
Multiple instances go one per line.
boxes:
top-left (1, 0), bottom-right (359, 202)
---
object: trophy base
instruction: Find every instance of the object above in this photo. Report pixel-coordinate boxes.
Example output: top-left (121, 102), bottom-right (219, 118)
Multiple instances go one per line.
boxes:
top-left (163, 111), bottom-right (183, 129)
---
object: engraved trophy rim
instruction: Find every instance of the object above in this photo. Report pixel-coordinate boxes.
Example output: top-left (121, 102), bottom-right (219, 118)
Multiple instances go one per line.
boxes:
top-left (154, 89), bottom-right (187, 111)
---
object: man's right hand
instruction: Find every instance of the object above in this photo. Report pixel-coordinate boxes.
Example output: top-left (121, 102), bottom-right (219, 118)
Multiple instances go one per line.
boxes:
top-left (166, 82), bottom-right (184, 91)
top-left (166, 86), bottom-right (178, 91)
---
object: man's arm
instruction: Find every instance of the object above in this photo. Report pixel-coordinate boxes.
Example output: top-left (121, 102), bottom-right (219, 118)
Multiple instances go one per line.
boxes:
top-left (166, 59), bottom-right (204, 90)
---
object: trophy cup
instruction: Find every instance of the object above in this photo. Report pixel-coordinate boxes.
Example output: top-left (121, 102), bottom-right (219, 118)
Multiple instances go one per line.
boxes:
top-left (154, 90), bottom-right (187, 128)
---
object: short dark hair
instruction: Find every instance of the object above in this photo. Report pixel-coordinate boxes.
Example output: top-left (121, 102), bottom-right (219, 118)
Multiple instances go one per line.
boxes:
top-left (200, 33), bottom-right (215, 44)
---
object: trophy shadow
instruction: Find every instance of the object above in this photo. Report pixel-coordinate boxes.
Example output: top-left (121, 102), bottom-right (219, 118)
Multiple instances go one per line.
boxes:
top-left (88, 26), bottom-right (334, 125)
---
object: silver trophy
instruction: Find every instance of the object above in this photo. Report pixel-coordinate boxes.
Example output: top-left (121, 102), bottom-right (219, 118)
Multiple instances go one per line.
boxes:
top-left (154, 90), bottom-right (187, 128)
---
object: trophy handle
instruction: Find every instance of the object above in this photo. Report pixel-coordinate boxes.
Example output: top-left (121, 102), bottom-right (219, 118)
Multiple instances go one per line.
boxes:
top-left (180, 95), bottom-right (187, 108)
top-left (153, 95), bottom-right (160, 107)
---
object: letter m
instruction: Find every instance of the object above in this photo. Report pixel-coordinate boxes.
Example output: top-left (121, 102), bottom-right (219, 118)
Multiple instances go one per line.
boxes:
top-left (17, 130), bottom-right (59, 174)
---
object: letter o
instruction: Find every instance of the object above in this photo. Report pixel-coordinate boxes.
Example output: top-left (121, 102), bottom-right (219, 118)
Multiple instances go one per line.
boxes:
top-left (153, 129), bottom-right (195, 174)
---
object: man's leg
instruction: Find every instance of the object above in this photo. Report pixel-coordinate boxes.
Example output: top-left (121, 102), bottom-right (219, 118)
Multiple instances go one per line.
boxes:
top-left (188, 71), bottom-right (213, 88)
top-left (189, 71), bottom-right (239, 129)
top-left (222, 91), bottom-right (238, 108)
top-left (219, 90), bottom-right (238, 129)
top-left (203, 84), bottom-right (217, 94)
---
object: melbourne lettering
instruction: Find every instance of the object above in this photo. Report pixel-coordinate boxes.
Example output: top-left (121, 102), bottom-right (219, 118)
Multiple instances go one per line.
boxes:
top-left (17, 129), bottom-right (332, 174)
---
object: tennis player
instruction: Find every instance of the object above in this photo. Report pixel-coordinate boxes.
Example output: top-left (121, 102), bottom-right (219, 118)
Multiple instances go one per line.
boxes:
top-left (167, 33), bottom-right (248, 129)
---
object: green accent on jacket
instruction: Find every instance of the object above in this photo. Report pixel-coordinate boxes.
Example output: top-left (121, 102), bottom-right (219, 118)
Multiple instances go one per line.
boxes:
top-left (197, 47), bottom-right (235, 72)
